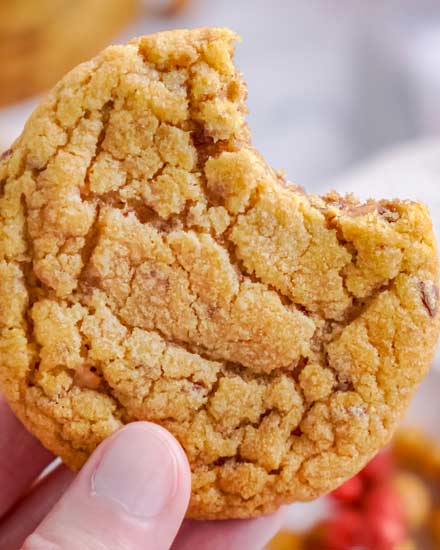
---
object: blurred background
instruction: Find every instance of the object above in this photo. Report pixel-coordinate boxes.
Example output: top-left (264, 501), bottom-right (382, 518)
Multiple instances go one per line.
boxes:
top-left (1, 1), bottom-right (440, 548)
top-left (2, 0), bottom-right (440, 187)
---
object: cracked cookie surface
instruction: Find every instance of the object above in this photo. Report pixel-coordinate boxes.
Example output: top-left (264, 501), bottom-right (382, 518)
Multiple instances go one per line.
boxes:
top-left (0, 27), bottom-right (439, 520)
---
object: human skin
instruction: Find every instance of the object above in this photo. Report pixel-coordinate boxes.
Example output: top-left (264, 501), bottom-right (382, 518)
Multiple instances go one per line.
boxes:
top-left (0, 395), bottom-right (285, 549)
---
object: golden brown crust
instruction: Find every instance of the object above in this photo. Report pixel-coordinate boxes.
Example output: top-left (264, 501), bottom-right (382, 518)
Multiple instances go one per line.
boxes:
top-left (0, 27), bottom-right (439, 519)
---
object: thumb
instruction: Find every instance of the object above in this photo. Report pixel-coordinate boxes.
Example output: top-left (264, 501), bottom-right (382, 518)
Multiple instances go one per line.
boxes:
top-left (23, 422), bottom-right (191, 550)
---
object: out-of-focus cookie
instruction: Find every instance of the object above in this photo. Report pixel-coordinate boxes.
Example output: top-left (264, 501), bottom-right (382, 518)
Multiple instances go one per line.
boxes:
top-left (0, 28), bottom-right (439, 520)
top-left (0, 0), bottom-right (137, 106)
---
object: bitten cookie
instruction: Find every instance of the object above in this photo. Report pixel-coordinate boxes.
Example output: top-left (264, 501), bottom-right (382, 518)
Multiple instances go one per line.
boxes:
top-left (0, 28), bottom-right (439, 520)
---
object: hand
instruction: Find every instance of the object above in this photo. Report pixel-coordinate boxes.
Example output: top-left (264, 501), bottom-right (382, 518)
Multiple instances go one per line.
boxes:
top-left (0, 395), bottom-right (285, 549)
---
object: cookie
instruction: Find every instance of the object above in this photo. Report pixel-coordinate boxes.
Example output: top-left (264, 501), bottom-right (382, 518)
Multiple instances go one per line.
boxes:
top-left (0, 0), bottom-right (137, 106)
top-left (0, 28), bottom-right (439, 520)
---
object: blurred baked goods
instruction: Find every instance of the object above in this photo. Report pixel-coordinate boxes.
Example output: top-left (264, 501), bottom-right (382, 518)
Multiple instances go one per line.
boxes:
top-left (0, 0), bottom-right (137, 106)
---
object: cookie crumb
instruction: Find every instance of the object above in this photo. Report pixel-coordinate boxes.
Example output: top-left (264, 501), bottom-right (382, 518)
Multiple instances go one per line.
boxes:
top-left (378, 204), bottom-right (400, 222)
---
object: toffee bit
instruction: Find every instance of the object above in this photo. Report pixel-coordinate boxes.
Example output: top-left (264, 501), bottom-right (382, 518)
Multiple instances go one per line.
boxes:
top-left (420, 280), bottom-right (439, 317)
top-left (0, 148), bottom-right (12, 161)
top-left (74, 365), bottom-right (101, 390)
top-left (378, 204), bottom-right (400, 222)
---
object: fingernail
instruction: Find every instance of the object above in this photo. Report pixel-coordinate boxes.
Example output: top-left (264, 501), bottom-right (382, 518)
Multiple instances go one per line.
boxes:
top-left (92, 424), bottom-right (178, 519)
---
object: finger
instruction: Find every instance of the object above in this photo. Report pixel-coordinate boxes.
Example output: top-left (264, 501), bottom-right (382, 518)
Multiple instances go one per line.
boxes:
top-left (0, 464), bottom-right (74, 549)
top-left (174, 509), bottom-right (287, 550)
top-left (23, 422), bottom-right (191, 550)
top-left (0, 395), bottom-right (54, 518)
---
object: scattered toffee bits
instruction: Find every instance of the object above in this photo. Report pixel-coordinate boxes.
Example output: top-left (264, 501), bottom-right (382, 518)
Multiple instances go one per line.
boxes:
top-left (0, 28), bottom-right (439, 520)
